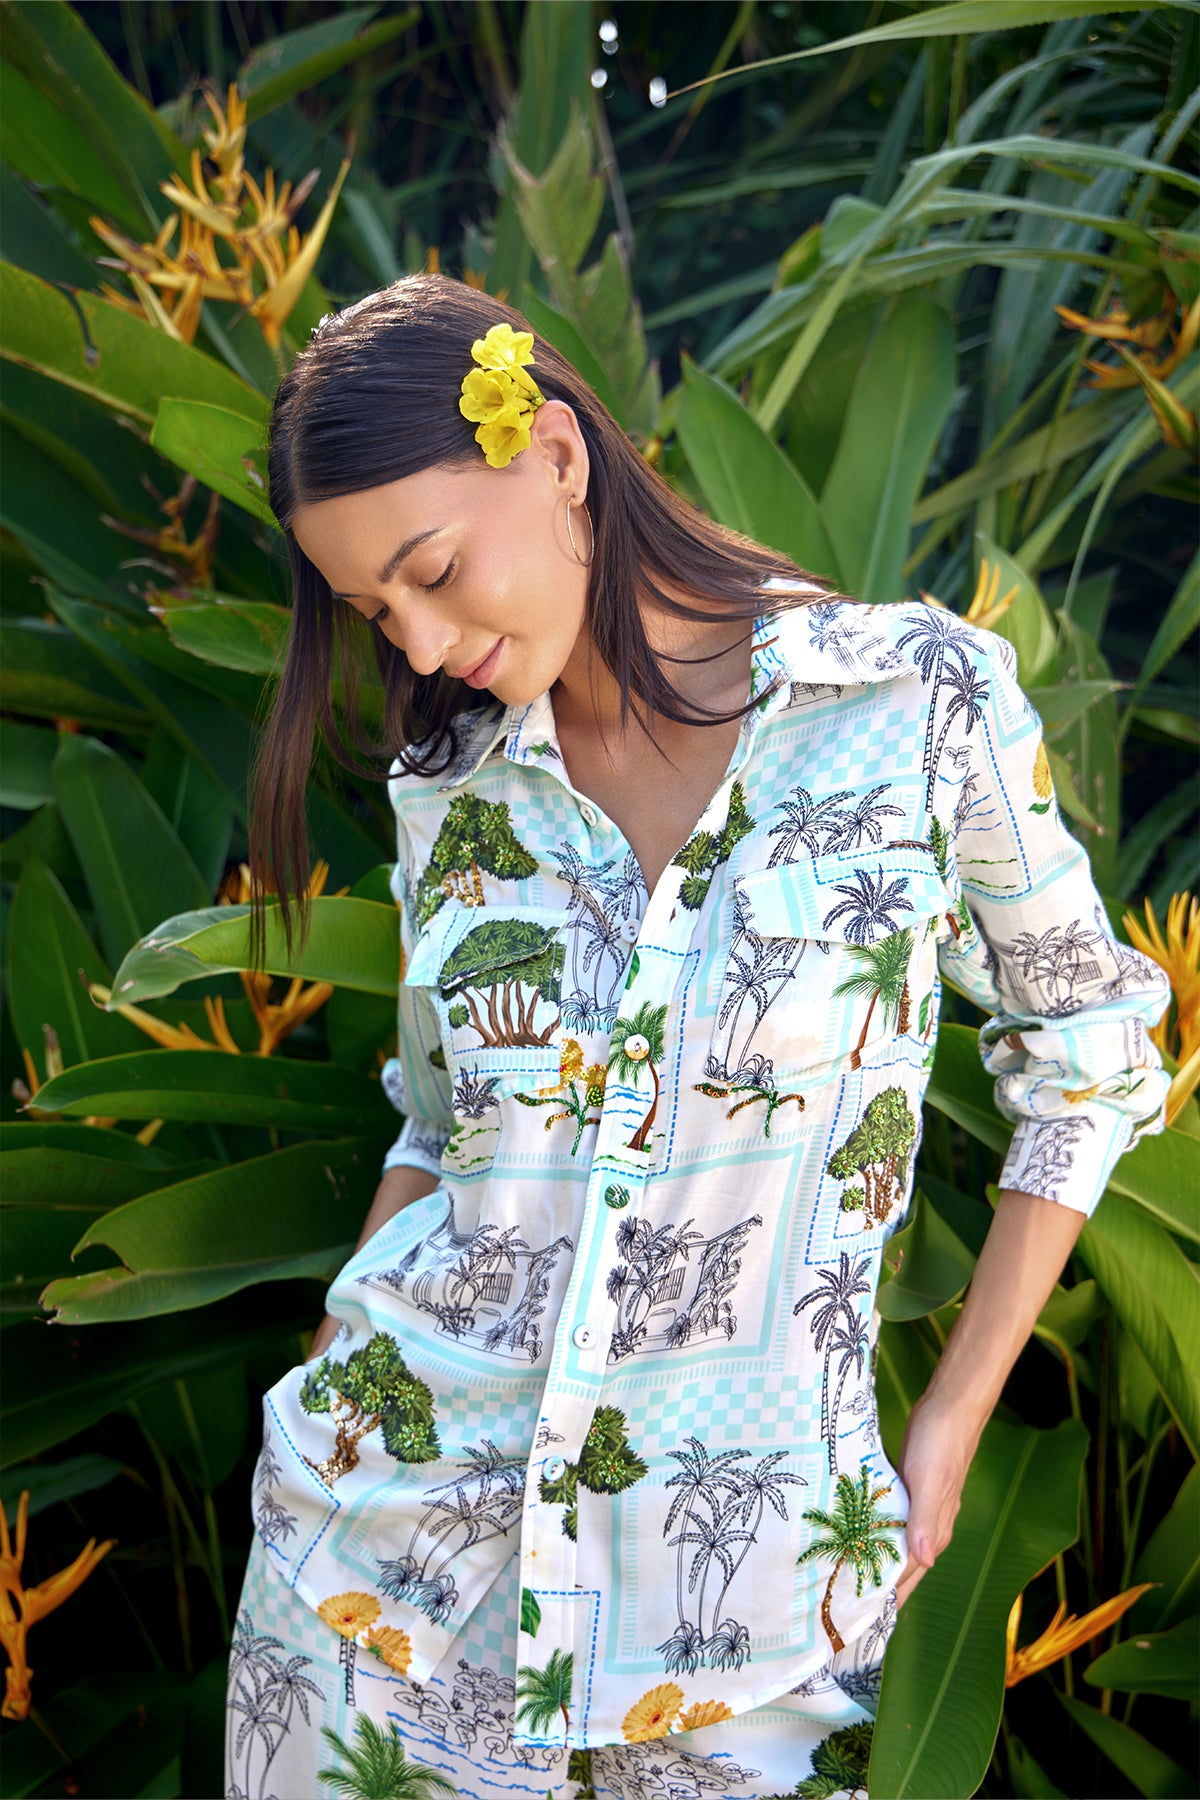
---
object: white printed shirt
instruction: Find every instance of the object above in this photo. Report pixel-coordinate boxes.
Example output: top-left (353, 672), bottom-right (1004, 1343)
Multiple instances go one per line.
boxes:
top-left (252, 595), bottom-right (1169, 1749)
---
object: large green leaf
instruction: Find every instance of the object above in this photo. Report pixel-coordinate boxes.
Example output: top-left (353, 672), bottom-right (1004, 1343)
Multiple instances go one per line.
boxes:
top-left (0, 263), bottom-right (263, 426)
top-left (41, 1135), bottom-right (382, 1321)
top-left (1077, 1194), bottom-right (1200, 1460)
top-left (1132, 1465), bottom-right (1199, 1633)
top-left (1083, 1618), bottom-right (1200, 1700)
top-left (7, 855), bottom-right (145, 1077)
top-left (870, 1417), bottom-right (1088, 1800)
top-left (975, 534), bottom-right (1058, 690)
top-left (876, 1186), bottom-right (977, 1320)
top-left (0, 618), bottom-right (147, 732)
top-left (0, 60), bottom-right (137, 228)
top-left (107, 895), bottom-right (400, 1005)
top-left (30, 1048), bottom-right (397, 1131)
top-left (155, 593), bottom-right (289, 675)
top-left (239, 4), bottom-right (418, 119)
top-left (821, 294), bottom-right (955, 604)
top-left (0, 719), bottom-right (56, 810)
top-left (0, 1285), bottom-right (313, 1464)
top-left (676, 356), bottom-right (838, 580)
top-left (1, 1145), bottom-right (216, 1210)
top-left (150, 399), bottom-right (274, 526)
top-left (1058, 1695), bottom-right (1195, 1799)
top-left (51, 734), bottom-right (211, 970)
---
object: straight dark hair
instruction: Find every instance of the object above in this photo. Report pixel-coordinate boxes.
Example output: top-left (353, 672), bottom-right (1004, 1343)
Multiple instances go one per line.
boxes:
top-left (248, 272), bottom-right (831, 966)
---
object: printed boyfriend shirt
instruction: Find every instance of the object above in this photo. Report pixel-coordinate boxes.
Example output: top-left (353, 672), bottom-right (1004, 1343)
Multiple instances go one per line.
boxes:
top-left (251, 594), bottom-right (1170, 1751)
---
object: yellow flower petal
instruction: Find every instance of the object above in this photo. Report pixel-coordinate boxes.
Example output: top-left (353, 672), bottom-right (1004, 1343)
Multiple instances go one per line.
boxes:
top-left (365, 1623), bottom-right (412, 1673)
top-left (677, 1699), bottom-right (735, 1730)
top-left (459, 366), bottom-right (523, 427)
top-left (1005, 1582), bottom-right (1154, 1687)
top-left (317, 1590), bottom-right (381, 1640)
top-left (622, 1682), bottom-right (683, 1742)
top-left (477, 410), bottom-right (535, 469)
top-left (471, 323), bottom-right (535, 372)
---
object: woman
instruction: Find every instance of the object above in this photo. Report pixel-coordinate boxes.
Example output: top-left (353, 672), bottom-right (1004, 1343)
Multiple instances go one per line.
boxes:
top-left (225, 275), bottom-right (1169, 1800)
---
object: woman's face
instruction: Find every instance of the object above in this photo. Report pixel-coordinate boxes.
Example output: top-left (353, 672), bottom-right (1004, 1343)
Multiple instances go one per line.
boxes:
top-left (289, 400), bottom-right (593, 708)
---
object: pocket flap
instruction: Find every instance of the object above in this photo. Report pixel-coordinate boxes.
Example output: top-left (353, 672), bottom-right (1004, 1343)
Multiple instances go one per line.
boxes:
top-left (404, 903), bottom-right (566, 994)
top-left (737, 846), bottom-right (952, 943)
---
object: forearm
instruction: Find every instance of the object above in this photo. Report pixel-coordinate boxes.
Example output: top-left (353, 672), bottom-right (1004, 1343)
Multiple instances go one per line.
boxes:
top-left (923, 1186), bottom-right (1087, 1432)
top-left (306, 1163), bottom-right (441, 1360)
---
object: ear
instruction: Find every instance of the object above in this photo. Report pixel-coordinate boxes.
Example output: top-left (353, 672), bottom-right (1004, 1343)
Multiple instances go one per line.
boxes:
top-left (529, 399), bottom-right (589, 500)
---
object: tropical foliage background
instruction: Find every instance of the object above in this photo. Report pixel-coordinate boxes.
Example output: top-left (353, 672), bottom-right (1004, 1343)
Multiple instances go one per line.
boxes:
top-left (0, 1), bottom-right (1196, 1795)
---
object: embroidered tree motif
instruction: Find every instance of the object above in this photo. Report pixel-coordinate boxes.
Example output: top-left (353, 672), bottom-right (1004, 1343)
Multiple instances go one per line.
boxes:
top-left (376, 1438), bottom-right (525, 1622)
top-left (538, 1404), bottom-right (649, 1539)
top-left (833, 928), bottom-right (916, 1068)
top-left (827, 1087), bottom-right (918, 1227)
top-left (414, 793), bottom-right (538, 925)
top-left (796, 1464), bottom-right (904, 1651)
top-left (515, 1035), bottom-right (608, 1153)
top-left (515, 1647), bottom-right (573, 1736)
top-left (795, 1722), bottom-right (875, 1800)
top-left (672, 781), bottom-right (755, 910)
top-left (439, 917), bottom-right (563, 1047)
top-left (300, 1331), bottom-right (440, 1484)
top-left (694, 1077), bottom-right (806, 1137)
top-left (609, 1001), bottom-right (669, 1152)
top-left (794, 1252), bottom-right (874, 1462)
top-left (821, 868), bottom-right (916, 944)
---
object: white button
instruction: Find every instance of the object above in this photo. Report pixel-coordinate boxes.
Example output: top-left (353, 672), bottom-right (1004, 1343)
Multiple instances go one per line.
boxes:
top-left (623, 1033), bottom-right (650, 1061)
top-left (619, 917), bottom-right (640, 944)
top-left (580, 803), bottom-right (598, 827)
top-left (571, 1322), bottom-right (597, 1350)
top-left (543, 1455), bottom-right (566, 1481)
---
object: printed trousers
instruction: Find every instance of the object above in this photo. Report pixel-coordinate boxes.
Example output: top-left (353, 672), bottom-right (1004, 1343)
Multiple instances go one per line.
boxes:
top-left (225, 1529), bottom-right (891, 1800)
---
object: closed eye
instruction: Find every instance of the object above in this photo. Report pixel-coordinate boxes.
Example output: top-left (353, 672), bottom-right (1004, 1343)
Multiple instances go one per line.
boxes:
top-left (421, 560), bottom-right (455, 593)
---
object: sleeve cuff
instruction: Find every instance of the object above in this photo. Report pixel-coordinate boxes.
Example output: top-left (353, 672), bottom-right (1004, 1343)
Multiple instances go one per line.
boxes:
top-left (998, 1105), bottom-right (1147, 1218)
top-left (381, 1113), bottom-right (450, 1180)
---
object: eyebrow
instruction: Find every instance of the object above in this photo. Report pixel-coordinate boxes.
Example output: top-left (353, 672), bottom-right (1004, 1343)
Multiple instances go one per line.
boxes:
top-left (329, 526), bottom-right (446, 600)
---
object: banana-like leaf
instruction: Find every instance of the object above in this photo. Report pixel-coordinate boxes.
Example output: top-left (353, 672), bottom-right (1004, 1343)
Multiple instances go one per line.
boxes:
top-left (41, 1135), bottom-right (380, 1322)
top-left (870, 1417), bottom-right (1088, 1800)
top-left (1058, 1694), bottom-right (1195, 1798)
top-left (0, 618), bottom-right (147, 733)
top-left (1077, 1194), bottom-right (1200, 1460)
top-left (106, 894), bottom-right (399, 1005)
top-left (0, 720), bottom-right (56, 811)
top-left (151, 400), bottom-right (274, 527)
top-left (975, 534), bottom-right (1058, 689)
top-left (51, 734), bottom-right (211, 971)
top-left (0, 263), bottom-right (262, 427)
top-left (29, 1050), bottom-right (397, 1131)
top-left (821, 294), bottom-right (956, 604)
top-left (0, 1287), bottom-right (314, 1465)
top-left (1083, 1619), bottom-right (1200, 1701)
top-left (239, 4), bottom-right (418, 119)
top-left (0, 60), bottom-right (138, 231)
top-left (1, 1146), bottom-right (216, 1210)
top-left (154, 594), bottom-right (290, 676)
top-left (1132, 1465), bottom-right (1199, 1632)
top-left (876, 1186), bottom-right (977, 1320)
top-left (676, 355), bottom-right (838, 579)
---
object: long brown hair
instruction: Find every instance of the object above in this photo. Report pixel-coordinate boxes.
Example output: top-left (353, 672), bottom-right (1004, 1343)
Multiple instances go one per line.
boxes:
top-left (249, 272), bottom-right (827, 963)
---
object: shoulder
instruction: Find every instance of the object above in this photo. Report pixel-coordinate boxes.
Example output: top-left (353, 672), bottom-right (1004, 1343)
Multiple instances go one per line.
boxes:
top-left (386, 702), bottom-right (508, 811)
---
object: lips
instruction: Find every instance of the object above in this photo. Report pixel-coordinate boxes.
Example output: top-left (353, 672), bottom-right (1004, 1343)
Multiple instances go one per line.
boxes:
top-left (454, 640), bottom-right (504, 688)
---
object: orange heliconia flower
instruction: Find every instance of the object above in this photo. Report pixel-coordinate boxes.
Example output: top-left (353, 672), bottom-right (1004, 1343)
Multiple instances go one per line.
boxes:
top-left (0, 1492), bottom-right (116, 1720)
top-left (920, 557), bottom-right (1018, 632)
top-left (1121, 891), bottom-right (1200, 1124)
top-left (1056, 294), bottom-right (1199, 452)
top-left (1005, 1582), bottom-right (1153, 1687)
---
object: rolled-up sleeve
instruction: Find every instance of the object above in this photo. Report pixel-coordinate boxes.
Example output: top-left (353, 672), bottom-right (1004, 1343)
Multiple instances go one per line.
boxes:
top-left (936, 625), bottom-right (1171, 1217)
top-left (379, 775), bottom-right (455, 1181)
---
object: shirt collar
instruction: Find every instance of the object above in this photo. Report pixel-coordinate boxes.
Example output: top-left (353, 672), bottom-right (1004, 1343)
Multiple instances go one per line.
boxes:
top-left (437, 595), bottom-right (918, 791)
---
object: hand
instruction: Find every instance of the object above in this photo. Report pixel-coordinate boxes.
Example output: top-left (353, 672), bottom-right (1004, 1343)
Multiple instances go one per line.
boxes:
top-left (305, 1312), bottom-right (342, 1363)
top-left (893, 1390), bottom-right (984, 1608)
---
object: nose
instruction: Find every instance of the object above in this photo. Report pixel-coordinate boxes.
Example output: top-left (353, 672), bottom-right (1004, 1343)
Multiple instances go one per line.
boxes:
top-left (386, 604), bottom-right (458, 678)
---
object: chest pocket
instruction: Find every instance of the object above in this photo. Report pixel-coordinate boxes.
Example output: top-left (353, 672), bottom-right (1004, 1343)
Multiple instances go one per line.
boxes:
top-left (705, 843), bottom-right (955, 1091)
top-left (404, 901), bottom-right (565, 1100)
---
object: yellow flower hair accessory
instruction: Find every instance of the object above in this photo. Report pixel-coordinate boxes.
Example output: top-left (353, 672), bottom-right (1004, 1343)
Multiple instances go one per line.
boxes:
top-left (459, 323), bottom-right (545, 468)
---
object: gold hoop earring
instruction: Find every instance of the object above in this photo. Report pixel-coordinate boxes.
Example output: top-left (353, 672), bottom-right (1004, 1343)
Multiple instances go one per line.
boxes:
top-left (566, 497), bottom-right (594, 567)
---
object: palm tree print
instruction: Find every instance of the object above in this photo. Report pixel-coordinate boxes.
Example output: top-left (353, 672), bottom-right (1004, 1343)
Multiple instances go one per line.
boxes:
top-left (793, 1254), bottom-right (873, 1459)
top-left (999, 918), bottom-right (1107, 1009)
top-left (761, 1721), bottom-right (874, 1800)
top-left (833, 928), bottom-right (916, 1068)
top-left (553, 845), bottom-right (640, 1029)
top-left (821, 866), bottom-right (917, 944)
top-left (376, 1439), bottom-right (525, 1622)
top-left (895, 605), bottom-right (978, 806)
top-left (767, 785), bottom-right (854, 861)
top-left (439, 918), bottom-right (563, 1048)
top-left (657, 1437), bottom-right (804, 1675)
top-left (796, 1463), bottom-right (904, 1651)
top-left (606, 1211), bottom-right (763, 1359)
top-left (515, 1036), bottom-right (607, 1153)
top-left (827, 1087), bottom-right (918, 1228)
top-left (317, 1715), bottom-right (457, 1798)
top-left (826, 1313), bottom-right (872, 1475)
top-left (831, 784), bottom-right (906, 850)
top-left (414, 792), bottom-right (538, 925)
top-left (253, 1426), bottom-right (298, 1547)
top-left (693, 1077), bottom-right (806, 1138)
top-left (928, 646), bottom-right (990, 803)
top-left (227, 1610), bottom-right (323, 1800)
top-left (515, 1647), bottom-right (573, 1737)
top-left (708, 884), bottom-right (807, 1086)
top-left (1015, 1116), bottom-right (1096, 1202)
top-left (609, 1001), bottom-right (669, 1152)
